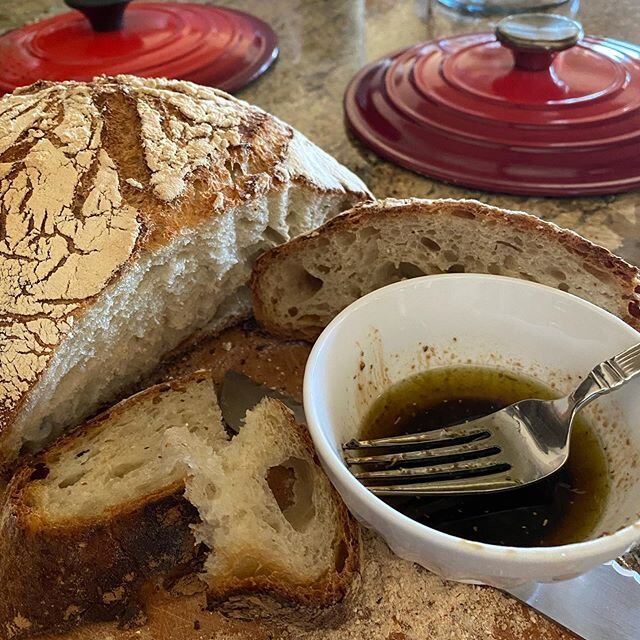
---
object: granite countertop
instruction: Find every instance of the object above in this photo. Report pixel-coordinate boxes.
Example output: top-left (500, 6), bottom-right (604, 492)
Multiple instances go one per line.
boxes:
top-left (2, 0), bottom-right (639, 267)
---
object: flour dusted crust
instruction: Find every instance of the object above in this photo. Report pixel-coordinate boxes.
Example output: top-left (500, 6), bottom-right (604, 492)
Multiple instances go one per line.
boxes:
top-left (0, 75), bottom-right (370, 464)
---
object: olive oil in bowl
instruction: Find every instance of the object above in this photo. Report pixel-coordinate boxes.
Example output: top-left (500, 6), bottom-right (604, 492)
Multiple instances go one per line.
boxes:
top-left (360, 367), bottom-right (609, 547)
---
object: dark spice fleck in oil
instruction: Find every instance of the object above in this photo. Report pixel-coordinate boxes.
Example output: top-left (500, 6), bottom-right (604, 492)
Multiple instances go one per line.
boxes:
top-left (361, 367), bottom-right (609, 547)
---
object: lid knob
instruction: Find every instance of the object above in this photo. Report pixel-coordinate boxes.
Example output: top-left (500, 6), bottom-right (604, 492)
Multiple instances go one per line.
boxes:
top-left (496, 13), bottom-right (584, 71)
top-left (64, 0), bottom-right (131, 33)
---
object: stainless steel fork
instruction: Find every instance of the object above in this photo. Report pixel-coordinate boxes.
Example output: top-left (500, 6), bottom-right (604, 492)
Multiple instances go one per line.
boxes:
top-left (343, 342), bottom-right (640, 496)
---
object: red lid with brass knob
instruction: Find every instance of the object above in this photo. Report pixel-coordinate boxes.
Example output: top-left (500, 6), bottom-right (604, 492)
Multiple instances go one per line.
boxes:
top-left (0, 1), bottom-right (278, 95)
top-left (344, 13), bottom-right (640, 196)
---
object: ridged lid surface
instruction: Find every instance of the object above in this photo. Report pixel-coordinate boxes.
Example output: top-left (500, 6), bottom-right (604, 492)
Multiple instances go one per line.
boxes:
top-left (0, 2), bottom-right (278, 94)
top-left (345, 14), bottom-right (640, 196)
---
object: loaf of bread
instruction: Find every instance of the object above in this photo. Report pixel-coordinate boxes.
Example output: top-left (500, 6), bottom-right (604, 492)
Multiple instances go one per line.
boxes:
top-left (251, 198), bottom-right (640, 339)
top-left (0, 75), bottom-right (371, 467)
top-left (0, 374), bottom-right (359, 638)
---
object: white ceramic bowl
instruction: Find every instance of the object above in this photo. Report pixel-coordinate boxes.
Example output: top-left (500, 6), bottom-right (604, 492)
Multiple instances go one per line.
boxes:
top-left (304, 274), bottom-right (640, 587)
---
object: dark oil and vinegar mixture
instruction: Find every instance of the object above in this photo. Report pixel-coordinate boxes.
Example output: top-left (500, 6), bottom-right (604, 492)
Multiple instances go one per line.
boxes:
top-left (361, 367), bottom-right (609, 547)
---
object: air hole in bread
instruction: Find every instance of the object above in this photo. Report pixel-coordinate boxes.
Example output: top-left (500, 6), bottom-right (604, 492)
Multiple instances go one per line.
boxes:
top-left (288, 306), bottom-right (298, 317)
top-left (503, 254), bottom-right (517, 271)
top-left (316, 264), bottom-right (331, 274)
top-left (334, 539), bottom-right (349, 573)
top-left (335, 231), bottom-right (357, 248)
top-left (488, 262), bottom-right (502, 275)
top-left (298, 314), bottom-right (322, 325)
top-left (205, 483), bottom-right (217, 501)
top-left (223, 158), bottom-right (242, 181)
top-left (377, 261), bottom-right (426, 283)
top-left (495, 240), bottom-right (523, 254)
top-left (58, 471), bottom-right (86, 489)
top-left (450, 208), bottom-right (476, 219)
top-left (583, 263), bottom-right (613, 284)
top-left (287, 265), bottom-right (324, 301)
top-left (447, 264), bottom-right (466, 273)
top-left (398, 262), bottom-right (426, 279)
top-left (266, 457), bottom-right (315, 532)
top-left (29, 463), bottom-right (50, 481)
top-left (518, 271), bottom-right (538, 282)
top-left (110, 460), bottom-right (145, 479)
top-left (547, 267), bottom-right (567, 281)
top-left (443, 250), bottom-right (458, 262)
top-left (420, 237), bottom-right (441, 252)
top-left (358, 226), bottom-right (381, 241)
top-left (558, 282), bottom-right (570, 292)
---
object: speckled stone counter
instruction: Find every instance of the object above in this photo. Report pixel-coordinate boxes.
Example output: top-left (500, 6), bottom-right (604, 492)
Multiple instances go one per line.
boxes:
top-left (2, 0), bottom-right (639, 266)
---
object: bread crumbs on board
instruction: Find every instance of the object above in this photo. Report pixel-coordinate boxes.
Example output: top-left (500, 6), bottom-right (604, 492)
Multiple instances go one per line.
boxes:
top-left (278, 531), bottom-right (561, 640)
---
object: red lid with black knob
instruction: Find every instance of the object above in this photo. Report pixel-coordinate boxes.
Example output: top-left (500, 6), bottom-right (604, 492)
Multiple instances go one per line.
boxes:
top-left (0, 0), bottom-right (278, 95)
top-left (344, 13), bottom-right (640, 196)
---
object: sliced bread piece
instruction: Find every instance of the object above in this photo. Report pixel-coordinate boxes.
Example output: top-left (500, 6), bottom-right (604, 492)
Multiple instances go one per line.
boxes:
top-left (251, 198), bottom-right (640, 340)
top-left (165, 397), bottom-right (360, 617)
top-left (1, 377), bottom-right (360, 638)
top-left (0, 371), bottom-right (226, 639)
top-left (0, 75), bottom-right (371, 467)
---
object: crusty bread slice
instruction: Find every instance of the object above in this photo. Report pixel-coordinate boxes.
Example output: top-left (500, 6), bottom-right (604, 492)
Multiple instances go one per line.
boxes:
top-left (165, 397), bottom-right (359, 615)
top-left (251, 198), bottom-right (640, 340)
top-left (0, 371), bottom-right (226, 639)
top-left (0, 75), bottom-right (370, 467)
top-left (1, 378), bottom-right (359, 638)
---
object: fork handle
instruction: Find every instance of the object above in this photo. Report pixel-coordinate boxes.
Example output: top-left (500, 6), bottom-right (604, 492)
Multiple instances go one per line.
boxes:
top-left (568, 342), bottom-right (640, 415)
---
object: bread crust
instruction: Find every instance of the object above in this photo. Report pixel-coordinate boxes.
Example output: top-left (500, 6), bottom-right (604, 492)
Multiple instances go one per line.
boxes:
top-left (251, 198), bottom-right (640, 339)
top-left (0, 477), bottom-right (199, 639)
top-left (0, 374), bottom-right (218, 639)
top-left (0, 75), bottom-right (370, 466)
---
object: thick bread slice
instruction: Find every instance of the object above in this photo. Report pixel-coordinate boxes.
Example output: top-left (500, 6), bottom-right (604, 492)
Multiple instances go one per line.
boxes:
top-left (0, 75), bottom-right (371, 466)
top-left (165, 397), bottom-right (360, 616)
top-left (251, 198), bottom-right (640, 339)
top-left (0, 371), bottom-right (226, 639)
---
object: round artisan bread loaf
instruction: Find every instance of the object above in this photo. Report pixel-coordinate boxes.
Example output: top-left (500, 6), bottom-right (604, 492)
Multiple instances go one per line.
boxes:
top-left (0, 75), bottom-right (371, 466)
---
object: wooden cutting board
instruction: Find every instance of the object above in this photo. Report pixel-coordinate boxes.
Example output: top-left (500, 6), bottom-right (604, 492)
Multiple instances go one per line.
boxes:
top-left (41, 321), bottom-right (577, 640)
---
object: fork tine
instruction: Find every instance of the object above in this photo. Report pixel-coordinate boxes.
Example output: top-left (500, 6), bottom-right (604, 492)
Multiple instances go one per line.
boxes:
top-left (367, 471), bottom-right (520, 496)
top-left (613, 342), bottom-right (640, 377)
top-left (353, 458), bottom-right (509, 480)
top-left (343, 426), bottom-right (490, 450)
top-left (344, 440), bottom-right (499, 466)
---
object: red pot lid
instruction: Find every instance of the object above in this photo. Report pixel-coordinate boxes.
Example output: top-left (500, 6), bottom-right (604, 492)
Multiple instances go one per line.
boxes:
top-left (0, 1), bottom-right (278, 95)
top-left (344, 13), bottom-right (640, 196)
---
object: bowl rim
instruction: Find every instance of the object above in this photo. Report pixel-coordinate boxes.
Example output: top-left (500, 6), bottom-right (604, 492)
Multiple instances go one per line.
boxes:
top-left (303, 273), bottom-right (640, 562)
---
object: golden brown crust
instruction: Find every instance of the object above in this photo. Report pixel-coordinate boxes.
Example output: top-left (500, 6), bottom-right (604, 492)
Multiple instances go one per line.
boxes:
top-left (251, 198), bottom-right (640, 340)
